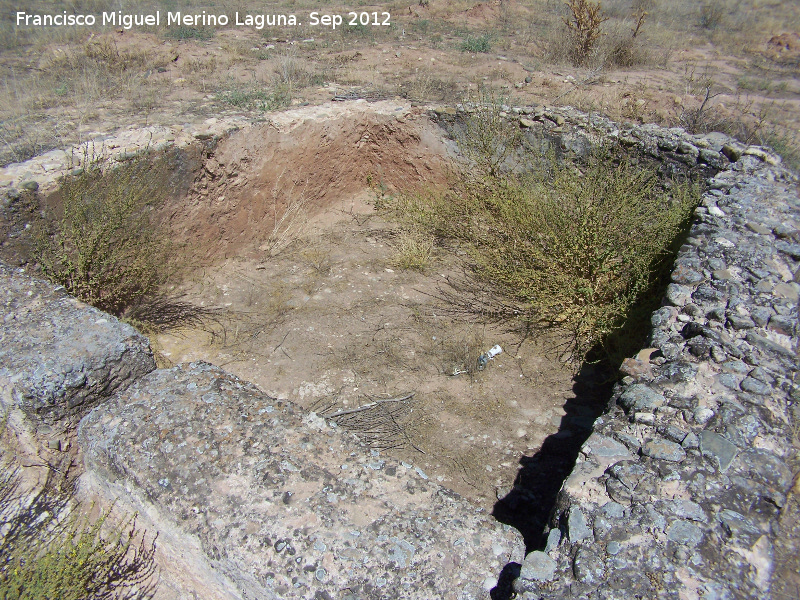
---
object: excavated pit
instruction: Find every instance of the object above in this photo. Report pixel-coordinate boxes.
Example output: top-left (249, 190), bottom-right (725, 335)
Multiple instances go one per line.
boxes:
top-left (150, 101), bottom-right (608, 550)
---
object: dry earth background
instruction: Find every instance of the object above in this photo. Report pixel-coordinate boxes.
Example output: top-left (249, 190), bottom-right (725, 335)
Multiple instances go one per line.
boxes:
top-left (1, 0), bottom-right (799, 598)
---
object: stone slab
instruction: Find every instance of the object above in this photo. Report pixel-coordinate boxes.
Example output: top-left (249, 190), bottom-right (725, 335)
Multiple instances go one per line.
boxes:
top-left (78, 362), bottom-right (522, 600)
top-left (0, 264), bottom-right (155, 430)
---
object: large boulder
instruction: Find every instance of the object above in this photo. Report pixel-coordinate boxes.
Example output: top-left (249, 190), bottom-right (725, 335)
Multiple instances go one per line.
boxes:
top-left (78, 361), bottom-right (523, 600)
top-left (0, 264), bottom-right (155, 435)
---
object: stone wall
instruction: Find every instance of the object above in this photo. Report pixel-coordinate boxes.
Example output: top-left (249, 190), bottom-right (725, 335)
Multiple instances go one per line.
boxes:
top-left (0, 264), bottom-right (522, 600)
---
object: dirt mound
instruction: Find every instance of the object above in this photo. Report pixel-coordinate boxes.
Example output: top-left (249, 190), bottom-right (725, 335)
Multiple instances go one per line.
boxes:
top-left (766, 32), bottom-right (800, 63)
top-left (767, 32), bottom-right (800, 52)
top-left (463, 2), bottom-right (501, 23)
top-left (167, 101), bottom-right (451, 261)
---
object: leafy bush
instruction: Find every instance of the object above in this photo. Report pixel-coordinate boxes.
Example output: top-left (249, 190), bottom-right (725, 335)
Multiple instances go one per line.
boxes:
top-left (33, 155), bottom-right (178, 317)
top-left (467, 159), bottom-right (697, 361)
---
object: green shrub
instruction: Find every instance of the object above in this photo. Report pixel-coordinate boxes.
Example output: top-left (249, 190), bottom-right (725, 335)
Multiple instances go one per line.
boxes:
top-left (0, 451), bottom-right (157, 599)
top-left (385, 115), bottom-right (700, 365)
top-left (33, 155), bottom-right (177, 317)
top-left (468, 159), bottom-right (698, 361)
top-left (217, 84), bottom-right (291, 112)
top-left (165, 25), bottom-right (214, 41)
top-left (460, 34), bottom-right (492, 53)
top-left (453, 95), bottom-right (523, 180)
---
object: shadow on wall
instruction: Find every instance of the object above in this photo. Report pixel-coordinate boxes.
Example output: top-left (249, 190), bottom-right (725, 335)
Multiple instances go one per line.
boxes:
top-left (489, 362), bottom-right (615, 599)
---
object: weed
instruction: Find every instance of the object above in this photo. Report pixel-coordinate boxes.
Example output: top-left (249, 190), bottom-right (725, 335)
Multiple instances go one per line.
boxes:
top-left (33, 153), bottom-right (180, 317)
top-left (603, 9), bottom-right (649, 67)
top-left (435, 327), bottom-right (486, 376)
top-left (217, 82), bottom-right (291, 112)
top-left (165, 25), bottom-right (214, 41)
top-left (391, 230), bottom-right (434, 272)
top-left (460, 34), bottom-right (492, 54)
top-left (563, 0), bottom-right (609, 65)
top-left (0, 449), bottom-right (157, 599)
top-left (697, 1), bottom-right (725, 30)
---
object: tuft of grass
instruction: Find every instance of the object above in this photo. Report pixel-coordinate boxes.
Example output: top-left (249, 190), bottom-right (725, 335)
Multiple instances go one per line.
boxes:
top-left (697, 1), bottom-right (725, 30)
top-left (217, 83), bottom-right (291, 112)
top-left (460, 34), bottom-right (492, 53)
top-left (164, 25), bottom-right (214, 41)
top-left (436, 327), bottom-right (486, 376)
top-left (391, 230), bottom-right (434, 272)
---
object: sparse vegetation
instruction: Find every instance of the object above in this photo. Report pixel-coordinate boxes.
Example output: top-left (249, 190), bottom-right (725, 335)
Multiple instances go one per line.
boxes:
top-left (217, 82), bottom-right (291, 112)
top-left (391, 230), bottom-right (434, 271)
top-left (33, 153), bottom-right (180, 317)
top-left (0, 446), bottom-right (157, 599)
top-left (460, 34), bottom-right (492, 54)
top-left (386, 104), bottom-right (700, 365)
top-left (563, 0), bottom-right (609, 65)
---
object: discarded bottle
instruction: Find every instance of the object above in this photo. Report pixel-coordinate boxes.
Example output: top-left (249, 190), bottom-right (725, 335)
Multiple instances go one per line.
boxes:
top-left (477, 345), bottom-right (503, 371)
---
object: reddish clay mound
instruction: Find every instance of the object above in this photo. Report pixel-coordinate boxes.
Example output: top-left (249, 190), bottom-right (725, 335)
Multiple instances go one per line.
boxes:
top-left (167, 102), bottom-right (451, 261)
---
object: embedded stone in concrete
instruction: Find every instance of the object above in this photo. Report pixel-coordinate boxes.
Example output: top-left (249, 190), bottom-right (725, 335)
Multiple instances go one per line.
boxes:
top-left (699, 431), bottom-right (740, 473)
top-left (78, 362), bottom-right (522, 600)
top-left (0, 264), bottom-right (155, 430)
top-left (642, 439), bottom-right (687, 462)
top-left (518, 551), bottom-right (557, 582)
top-left (567, 507), bottom-right (592, 544)
top-left (618, 384), bottom-right (665, 412)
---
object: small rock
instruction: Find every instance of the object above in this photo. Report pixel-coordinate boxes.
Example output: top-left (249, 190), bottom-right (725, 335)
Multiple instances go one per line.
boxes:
top-left (773, 282), bottom-right (799, 301)
top-left (667, 520), bottom-right (704, 546)
top-left (727, 314), bottom-right (755, 330)
top-left (619, 384), bottom-right (666, 412)
top-left (746, 222), bottom-right (773, 235)
top-left (682, 431), bottom-right (700, 449)
top-left (721, 143), bottom-right (742, 162)
top-left (568, 507), bottom-right (593, 543)
top-left (544, 528), bottom-right (561, 553)
top-left (518, 551), bottom-right (557, 582)
top-left (666, 283), bottom-right (694, 307)
top-left (573, 548), bottom-right (605, 584)
top-left (693, 407), bottom-right (715, 425)
top-left (699, 431), bottom-right (739, 472)
top-left (643, 439), bottom-right (686, 462)
top-left (740, 377), bottom-right (771, 395)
